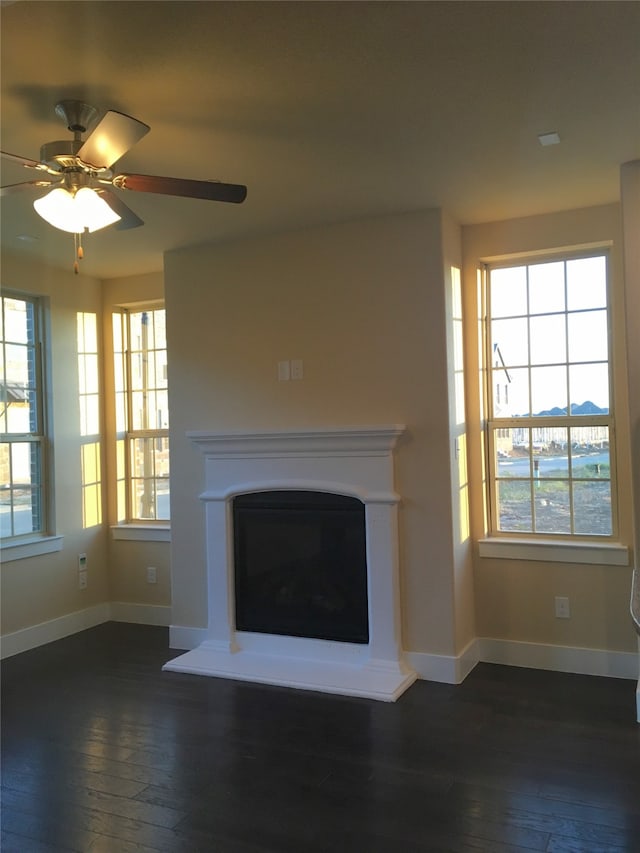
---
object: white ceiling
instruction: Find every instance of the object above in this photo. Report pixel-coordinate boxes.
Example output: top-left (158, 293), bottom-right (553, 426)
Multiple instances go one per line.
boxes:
top-left (1, 1), bottom-right (639, 279)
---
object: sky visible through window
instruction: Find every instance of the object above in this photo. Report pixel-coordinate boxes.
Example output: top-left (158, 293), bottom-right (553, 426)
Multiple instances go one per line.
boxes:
top-left (490, 256), bottom-right (608, 417)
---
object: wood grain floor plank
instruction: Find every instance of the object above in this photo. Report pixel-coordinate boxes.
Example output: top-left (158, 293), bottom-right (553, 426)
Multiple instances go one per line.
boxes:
top-left (451, 781), bottom-right (640, 832)
top-left (1, 830), bottom-right (79, 853)
top-left (3, 765), bottom-right (149, 799)
top-left (2, 623), bottom-right (638, 853)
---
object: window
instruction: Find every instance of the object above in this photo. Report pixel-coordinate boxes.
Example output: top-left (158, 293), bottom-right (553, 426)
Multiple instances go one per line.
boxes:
top-left (77, 312), bottom-right (102, 528)
top-left (113, 306), bottom-right (169, 522)
top-left (485, 253), bottom-right (615, 538)
top-left (0, 293), bottom-right (49, 540)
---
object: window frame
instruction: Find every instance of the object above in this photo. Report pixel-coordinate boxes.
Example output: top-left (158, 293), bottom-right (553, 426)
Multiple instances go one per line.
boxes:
top-left (0, 290), bottom-right (53, 544)
top-left (77, 311), bottom-right (103, 529)
top-left (113, 303), bottom-right (169, 525)
top-left (483, 248), bottom-right (619, 542)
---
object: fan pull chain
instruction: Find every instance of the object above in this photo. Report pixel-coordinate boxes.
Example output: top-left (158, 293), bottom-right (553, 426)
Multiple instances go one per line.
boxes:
top-left (73, 232), bottom-right (84, 274)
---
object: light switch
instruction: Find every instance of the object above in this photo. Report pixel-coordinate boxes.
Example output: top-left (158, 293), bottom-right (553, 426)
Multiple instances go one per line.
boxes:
top-left (278, 360), bottom-right (290, 381)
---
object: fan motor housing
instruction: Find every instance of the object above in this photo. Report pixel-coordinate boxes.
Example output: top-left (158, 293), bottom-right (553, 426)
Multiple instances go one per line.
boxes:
top-left (40, 140), bottom-right (84, 171)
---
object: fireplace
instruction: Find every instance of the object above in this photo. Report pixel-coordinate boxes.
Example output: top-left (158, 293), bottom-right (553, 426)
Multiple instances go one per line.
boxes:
top-left (163, 426), bottom-right (417, 701)
top-left (233, 490), bottom-right (369, 644)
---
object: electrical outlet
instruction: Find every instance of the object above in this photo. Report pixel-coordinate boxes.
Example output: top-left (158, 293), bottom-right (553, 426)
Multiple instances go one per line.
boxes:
top-left (146, 566), bottom-right (157, 584)
top-left (78, 570), bottom-right (88, 590)
top-left (554, 595), bottom-right (570, 619)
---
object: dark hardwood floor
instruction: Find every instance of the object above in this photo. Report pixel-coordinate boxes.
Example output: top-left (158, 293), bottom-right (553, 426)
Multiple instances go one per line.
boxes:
top-left (1, 623), bottom-right (639, 853)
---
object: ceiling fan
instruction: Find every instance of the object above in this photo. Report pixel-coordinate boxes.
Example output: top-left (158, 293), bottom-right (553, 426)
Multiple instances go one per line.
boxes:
top-left (1, 99), bottom-right (247, 270)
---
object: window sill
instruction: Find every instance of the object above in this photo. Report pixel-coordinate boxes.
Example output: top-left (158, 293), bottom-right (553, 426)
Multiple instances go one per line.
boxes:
top-left (1, 535), bottom-right (64, 563)
top-left (110, 524), bottom-right (171, 543)
top-left (478, 537), bottom-right (629, 566)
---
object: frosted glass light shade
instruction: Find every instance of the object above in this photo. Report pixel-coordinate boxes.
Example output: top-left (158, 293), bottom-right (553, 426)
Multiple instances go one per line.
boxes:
top-left (34, 187), bottom-right (121, 233)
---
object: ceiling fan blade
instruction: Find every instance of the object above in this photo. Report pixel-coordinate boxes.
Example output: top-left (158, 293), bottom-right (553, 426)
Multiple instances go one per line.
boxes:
top-left (1, 179), bottom-right (61, 197)
top-left (113, 172), bottom-right (247, 204)
top-left (95, 188), bottom-right (144, 230)
top-left (77, 110), bottom-right (150, 169)
top-left (1, 149), bottom-right (45, 170)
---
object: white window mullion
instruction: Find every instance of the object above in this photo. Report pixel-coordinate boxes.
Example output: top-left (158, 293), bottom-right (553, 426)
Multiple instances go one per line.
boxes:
top-left (116, 305), bottom-right (169, 523)
top-left (1, 293), bottom-right (50, 541)
top-left (485, 251), bottom-right (614, 540)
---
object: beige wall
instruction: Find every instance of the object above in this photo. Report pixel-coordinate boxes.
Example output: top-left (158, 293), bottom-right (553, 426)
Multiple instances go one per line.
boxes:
top-left (442, 211), bottom-right (476, 652)
top-left (462, 203), bottom-right (637, 653)
top-left (0, 262), bottom-right (170, 641)
top-left (165, 211), bottom-right (469, 656)
top-left (620, 162), bottom-right (640, 560)
top-left (3, 199), bottom-right (635, 665)
top-left (1, 252), bottom-right (109, 634)
top-left (108, 539), bottom-right (171, 605)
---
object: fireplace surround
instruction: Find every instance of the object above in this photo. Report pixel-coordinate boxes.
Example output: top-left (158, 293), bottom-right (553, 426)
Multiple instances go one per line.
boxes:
top-left (163, 425), bottom-right (417, 701)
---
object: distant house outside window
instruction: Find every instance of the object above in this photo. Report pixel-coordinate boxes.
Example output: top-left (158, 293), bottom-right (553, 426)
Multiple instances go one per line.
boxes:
top-left (113, 306), bottom-right (169, 522)
top-left (485, 252), bottom-right (616, 538)
top-left (0, 293), bottom-right (50, 540)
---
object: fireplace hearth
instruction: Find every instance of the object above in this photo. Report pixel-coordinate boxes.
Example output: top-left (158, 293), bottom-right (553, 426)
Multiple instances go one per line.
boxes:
top-left (163, 426), bottom-right (417, 701)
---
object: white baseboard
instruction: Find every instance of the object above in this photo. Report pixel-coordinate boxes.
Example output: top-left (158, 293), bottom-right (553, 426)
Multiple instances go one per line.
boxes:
top-left (406, 637), bottom-right (481, 685)
top-left (407, 636), bottom-right (638, 684)
top-left (110, 602), bottom-right (171, 626)
top-left (478, 637), bottom-right (639, 680)
top-left (0, 601), bottom-right (171, 659)
top-left (169, 624), bottom-right (207, 651)
top-left (0, 603), bottom-right (110, 660)
top-left (3, 611), bottom-right (638, 694)
top-left (166, 632), bottom-right (638, 686)
top-left (458, 637), bottom-right (482, 681)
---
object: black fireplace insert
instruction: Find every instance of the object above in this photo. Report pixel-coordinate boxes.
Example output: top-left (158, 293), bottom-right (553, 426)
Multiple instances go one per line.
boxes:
top-left (233, 490), bottom-right (369, 643)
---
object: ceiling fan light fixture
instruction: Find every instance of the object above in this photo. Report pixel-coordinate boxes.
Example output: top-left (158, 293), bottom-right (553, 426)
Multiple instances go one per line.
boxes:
top-left (74, 187), bottom-right (121, 232)
top-left (5, 98), bottom-right (247, 272)
top-left (33, 186), bottom-right (121, 233)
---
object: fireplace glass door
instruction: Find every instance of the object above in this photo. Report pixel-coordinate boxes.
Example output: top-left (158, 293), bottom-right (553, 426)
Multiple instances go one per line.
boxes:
top-left (233, 490), bottom-right (369, 643)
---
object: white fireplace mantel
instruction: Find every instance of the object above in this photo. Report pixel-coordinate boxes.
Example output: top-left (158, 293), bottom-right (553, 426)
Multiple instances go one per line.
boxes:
top-left (163, 425), bottom-right (417, 701)
top-left (187, 425), bottom-right (406, 457)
